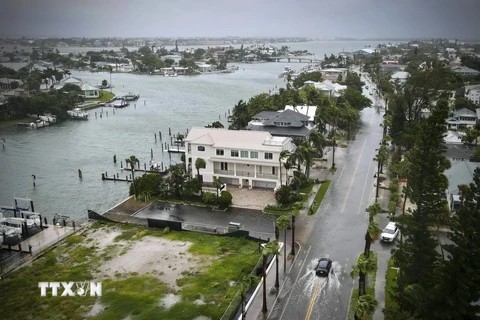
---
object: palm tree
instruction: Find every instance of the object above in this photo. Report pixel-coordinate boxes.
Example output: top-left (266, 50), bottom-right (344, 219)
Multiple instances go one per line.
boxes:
top-left (125, 155), bottom-right (140, 196)
top-left (350, 254), bottom-right (376, 297)
top-left (277, 215), bottom-right (290, 273)
top-left (355, 294), bottom-right (378, 320)
top-left (239, 274), bottom-right (258, 320)
top-left (397, 157), bottom-right (411, 214)
top-left (290, 202), bottom-right (303, 256)
top-left (195, 158), bottom-right (206, 186)
top-left (364, 203), bottom-right (382, 259)
top-left (262, 240), bottom-right (280, 314)
top-left (309, 130), bottom-right (326, 158)
top-left (214, 177), bottom-right (224, 207)
top-left (296, 141), bottom-right (316, 178)
top-left (279, 150), bottom-right (291, 186)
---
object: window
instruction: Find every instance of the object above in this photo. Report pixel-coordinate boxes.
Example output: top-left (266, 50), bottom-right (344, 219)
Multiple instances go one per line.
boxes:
top-left (264, 152), bottom-right (273, 160)
top-left (231, 150), bottom-right (239, 157)
top-left (272, 167), bottom-right (276, 175)
top-left (240, 150), bottom-right (249, 158)
top-left (198, 146), bottom-right (205, 152)
top-left (216, 149), bottom-right (224, 156)
top-left (221, 162), bottom-right (228, 170)
top-left (250, 151), bottom-right (258, 159)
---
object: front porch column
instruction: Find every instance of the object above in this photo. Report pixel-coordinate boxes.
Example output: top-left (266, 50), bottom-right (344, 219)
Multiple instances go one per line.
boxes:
top-left (254, 165), bottom-right (257, 178)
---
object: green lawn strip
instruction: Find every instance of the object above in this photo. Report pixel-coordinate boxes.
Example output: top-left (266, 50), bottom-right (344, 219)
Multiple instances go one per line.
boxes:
top-left (0, 117), bottom-right (31, 126)
top-left (0, 223), bottom-right (260, 320)
top-left (300, 179), bottom-right (315, 194)
top-left (309, 180), bottom-right (331, 215)
top-left (347, 251), bottom-right (378, 320)
top-left (385, 257), bottom-right (399, 314)
top-left (329, 167), bottom-right (337, 173)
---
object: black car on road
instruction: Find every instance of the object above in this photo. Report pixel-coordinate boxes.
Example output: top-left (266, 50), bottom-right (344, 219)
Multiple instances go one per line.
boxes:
top-left (315, 258), bottom-right (332, 277)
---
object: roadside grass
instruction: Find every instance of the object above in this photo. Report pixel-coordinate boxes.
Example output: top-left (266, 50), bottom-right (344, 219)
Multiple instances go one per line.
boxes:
top-left (0, 117), bottom-right (31, 127)
top-left (329, 167), bottom-right (337, 173)
top-left (0, 222), bottom-right (261, 320)
top-left (347, 251), bottom-right (378, 320)
top-left (309, 180), bottom-right (331, 215)
top-left (91, 90), bottom-right (115, 102)
top-left (385, 257), bottom-right (399, 314)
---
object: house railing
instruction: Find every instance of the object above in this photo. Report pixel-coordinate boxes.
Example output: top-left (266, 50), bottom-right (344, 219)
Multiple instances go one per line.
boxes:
top-left (256, 173), bottom-right (277, 179)
top-left (236, 170), bottom-right (255, 177)
top-left (213, 169), bottom-right (235, 175)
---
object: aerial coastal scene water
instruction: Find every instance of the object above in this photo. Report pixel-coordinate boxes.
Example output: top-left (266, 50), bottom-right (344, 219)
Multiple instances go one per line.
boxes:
top-left (1, 0), bottom-right (480, 319)
top-left (1, 40), bottom-right (387, 221)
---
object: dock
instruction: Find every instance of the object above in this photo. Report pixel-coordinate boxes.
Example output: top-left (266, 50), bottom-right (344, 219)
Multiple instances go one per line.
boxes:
top-left (101, 173), bottom-right (132, 182)
top-left (122, 168), bottom-right (168, 175)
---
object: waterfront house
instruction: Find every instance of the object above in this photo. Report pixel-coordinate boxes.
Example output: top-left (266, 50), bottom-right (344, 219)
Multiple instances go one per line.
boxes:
top-left (390, 71), bottom-right (410, 84)
top-left (184, 127), bottom-right (296, 189)
top-left (197, 64), bottom-right (217, 73)
top-left (303, 79), bottom-right (346, 97)
top-left (465, 84), bottom-right (480, 105)
top-left (321, 68), bottom-right (348, 81)
top-left (353, 48), bottom-right (376, 55)
top-left (443, 143), bottom-right (474, 162)
top-left (284, 105), bottom-right (317, 128)
top-left (54, 76), bottom-right (99, 99)
top-left (247, 109), bottom-right (312, 141)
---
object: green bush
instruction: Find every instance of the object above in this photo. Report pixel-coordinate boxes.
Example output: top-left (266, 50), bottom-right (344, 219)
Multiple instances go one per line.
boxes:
top-left (389, 201), bottom-right (396, 214)
top-left (218, 191), bottom-right (233, 208)
top-left (275, 185), bottom-right (302, 206)
top-left (391, 192), bottom-right (400, 204)
top-left (202, 192), bottom-right (216, 204)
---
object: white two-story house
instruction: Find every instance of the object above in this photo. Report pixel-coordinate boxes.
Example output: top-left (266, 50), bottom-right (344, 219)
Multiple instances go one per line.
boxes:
top-left (184, 127), bottom-right (296, 189)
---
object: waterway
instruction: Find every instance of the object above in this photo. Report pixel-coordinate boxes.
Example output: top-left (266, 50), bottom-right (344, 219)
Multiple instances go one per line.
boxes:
top-left (0, 40), bottom-right (392, 221)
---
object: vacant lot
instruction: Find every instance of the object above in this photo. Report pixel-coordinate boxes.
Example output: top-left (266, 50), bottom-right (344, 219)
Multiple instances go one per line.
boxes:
top-left (0, 222), bottom-right (261, 320)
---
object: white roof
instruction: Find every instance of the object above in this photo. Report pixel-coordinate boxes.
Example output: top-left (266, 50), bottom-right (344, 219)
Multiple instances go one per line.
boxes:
top-left (391, 71), bottom-right (410, 79)
top-left (79, 83), bottom-right (99, 91)
top-left (61, 76), bottom-right (83, 84)
top-left (185, 127), bottom-right (290, 152)
top-left (444, 130), bottom-right (464, 144)
top-left (197, 64), bottom-right (212, 68)
top-left (284, 105), bottom-right (317, 121)
top-left (321, 68), bottom-right (346, 73)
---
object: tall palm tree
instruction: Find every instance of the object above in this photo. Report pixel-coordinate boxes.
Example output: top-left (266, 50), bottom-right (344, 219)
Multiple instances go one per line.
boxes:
top-left (350, 254), bottom-right (376, 297)
top-left (195, 158), bottom-right (206, 183)
top-left (262, 240), bottom-right (280, 314)
top-left (279, 150), bottom-right (291, 186)
top-left (239, 274), bottom-right (257, 320)
top-left (125, 155), bottom-right (140, 196)
top-left (290, 202), bottom-right (303, 256)
top-left (355, 294), bottom-right (378, 320)
top-left (214, 177), bottom-right (224, 206)
top-left (277, 214), bottom-right (290, 273)
top-left (296, 142), bottom-right (316, 178)
top-left (309, 130), bottom-right (326, 158)
top-left (397, 157), bottom-right (411, 214)
top-left (364, 203), bottom-right (382, 259)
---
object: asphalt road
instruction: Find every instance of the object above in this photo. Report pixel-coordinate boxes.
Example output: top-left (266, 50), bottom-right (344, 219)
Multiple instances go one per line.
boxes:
top-left (269, 77), bottom-right (386, 320)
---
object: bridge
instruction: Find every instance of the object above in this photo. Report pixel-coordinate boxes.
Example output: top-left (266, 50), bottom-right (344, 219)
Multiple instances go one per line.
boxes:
top-left (268, 56), bottom-right (322, 63)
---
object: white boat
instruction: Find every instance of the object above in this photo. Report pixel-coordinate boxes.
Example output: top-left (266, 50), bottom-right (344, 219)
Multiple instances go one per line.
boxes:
top-left (0, 225), bottom-right (18, 240)
top-left (5, 217), bottom-right (35, 228)
top-left (164, 72), bottom-right (169, 77)
top-left (39, 114), bottom-right (57, 123)
top-left (1, 220), bottom-right (22, 235)
top-left (106, 99), bottom-right (129, 108)
top-left (67, 108), bottom-right (89, 120)
top-left (170, 73), bottom-right (178, 77)
top-left (29, 119), bottom-right (50, 129)
top-left (21, 211), bottom-right (42, 226)
top-left (121, 93), bottom-right (140, 101)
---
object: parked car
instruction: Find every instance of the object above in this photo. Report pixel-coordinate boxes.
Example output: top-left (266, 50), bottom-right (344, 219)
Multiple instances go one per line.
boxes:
top-left (315, 258), bottom-right (332, 277)
top-left (381, 222), bottom-right (399, 243)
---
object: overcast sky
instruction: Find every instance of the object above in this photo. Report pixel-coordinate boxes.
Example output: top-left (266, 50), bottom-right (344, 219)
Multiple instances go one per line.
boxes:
top-left (1, 0), bottom-right (479, 40)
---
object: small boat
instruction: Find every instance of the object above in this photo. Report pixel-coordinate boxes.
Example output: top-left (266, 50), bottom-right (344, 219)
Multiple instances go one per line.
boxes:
top-left (106, 99), bottom-right (129, 108)
top-left (67, 108), bottom-right (89, 120)
top-left (121, 93), bottom-right (140, 101)
top-left (29, 120), bottom-right (50, 129)
top-left (150, 163), bottom-right (168, 175)
top-left (164, 72), bottom-right (169, 77)
top-left (39, 114), bottom-right (57, 123)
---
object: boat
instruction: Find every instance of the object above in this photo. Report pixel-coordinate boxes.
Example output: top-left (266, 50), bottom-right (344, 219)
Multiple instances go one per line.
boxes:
top-left (0, 225), bottom-right (18, 241)
top-left (121, 93), bottom-right (140, 101)
top-left (106, 99), bottom-right (129, 108)
top-left (67, 108), bottom-right (89, 120)
top-left (150, 163), bottom-right (168, 175)
top-left (22, 212), bottom-right (42, 226)
top-left (164, 72), bottom-right (169, 77)
top-left (39, 114), bottom-right (57, 123)
top-left (29, 119), bottom-right (50, 129)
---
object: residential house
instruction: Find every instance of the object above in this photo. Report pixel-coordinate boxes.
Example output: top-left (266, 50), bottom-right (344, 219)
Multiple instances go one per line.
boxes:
top-left (321, 68), bottom-right (348, 81)
top-left (303, 79), bottom-right (347, 97)
top-left (444, 130), bottom-right (465, 144)
top-left (446, 108), bottom-right (477, 129)
top-left (184, 127), bottom-right (296, 189)
top-left (284, 105), bottom-right (317, 128)
top-left (2, 88), bottom-right (29, 98)
top-left (390, 71), bottom-right (410, 84)
top-left (443, 143), bottom-right (474, 162)
top-left (248, 109), bottom-right (312, 141)
top-left (197, 64), bottom-right (217, 73)
top-left (444, 161), bottom-right (480, 211)
top-left (0, 78), bottom-right (24, 90)
top-left (243, 54), bottom-right (258, 62)
top-left (54, 76), bottom-right (99, 99)
top-left (380, 63), bottom-right (406, 73)
top-left (451, 66), bottom-right (480, 76)
top-left (160, 67), bottom-right (188, 75)
top-left (465, 84), bottom-right (480, 105)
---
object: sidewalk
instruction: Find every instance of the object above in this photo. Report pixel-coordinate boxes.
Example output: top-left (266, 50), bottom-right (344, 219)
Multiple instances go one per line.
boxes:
top-left (245, 240), bottom-right (299, 320)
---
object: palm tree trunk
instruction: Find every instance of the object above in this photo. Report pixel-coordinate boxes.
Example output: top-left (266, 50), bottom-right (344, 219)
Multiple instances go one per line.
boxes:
top-left (241, 293), bottom-right (246, 320)
top-left (359, 271), bottom-right (366, 296)
top-left (284, 228), bottom-right (287, 272)
top-left (262, 255), bottom-right (268, 313)
top-left (331, 138), bottom-right (336, 169)
top-left (131, 170), bottom-right (137, 196)
top-left (402, 182), bottom-right (408, 214)
top-left (290, 215), bottom-right (296, 256)
top-left (364, 232), bottom-right (371, 259)
top-left (279, 161), bottom-right (283, 186)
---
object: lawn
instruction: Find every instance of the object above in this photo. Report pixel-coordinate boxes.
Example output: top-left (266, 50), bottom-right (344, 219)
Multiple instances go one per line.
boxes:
top-left (85, 91), bottom-right (115, 103)
top-left (347, 251), bottom-right (378, 320)
top-left (385, 257), bottom-right (399, 314)
top-left (309, 180), bottom-right (331, 215)
top-left (0, 117), bottom-right (31, 127)
top-left (0, 222), bottom-right (261, 320)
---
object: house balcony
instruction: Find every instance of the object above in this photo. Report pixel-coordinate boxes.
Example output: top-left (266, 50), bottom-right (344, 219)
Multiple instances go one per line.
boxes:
top-left (256, 172), bottom-right (277, 179)
top-left (213, 168), bottom-right (277, 180)
top-left (213, 169), bottom-right (234, 175)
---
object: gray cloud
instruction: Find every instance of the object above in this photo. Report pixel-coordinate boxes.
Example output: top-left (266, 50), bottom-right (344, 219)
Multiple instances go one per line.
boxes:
top-left (0, 0), bottom-right (479, 39)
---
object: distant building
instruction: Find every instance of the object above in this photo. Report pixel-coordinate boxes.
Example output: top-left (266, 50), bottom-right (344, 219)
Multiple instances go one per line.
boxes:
top-left (248, 109), bottom-right (313, 141)
top-left (303, 79), bottom-right (347, 97)
top-left (444, 161), bottom-right (480, 211)
top-left (446, 108), bottom-right (477, 130)
top-left (54, 76), bottom-right (99, 99)
top-left (465, 84), bottom-right (480, 105)
top-left (353, 48), bottom-right (376, 55)
top-left (443, 143), bottom-right (474, 162)
top-left (451, 66), bottom-right (480, 76)
top-left (390, 71), bottom-right (410, 84)
top-left (197, 64), bottom-right (217, 73)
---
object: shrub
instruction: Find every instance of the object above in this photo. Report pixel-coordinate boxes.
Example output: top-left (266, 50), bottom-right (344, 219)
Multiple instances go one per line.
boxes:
top-left (218, 191), bottom-right (233, 208)
top-left (275, 185), bottom-right (301, 206)
top-left (389, 201), bottom-right (396, 214)
top-left (391, 192), bottom-right (400, 204)
top-left (163, 227), bottom-right (170, 234)
top-left (202, 192), bottom-right (216, 204)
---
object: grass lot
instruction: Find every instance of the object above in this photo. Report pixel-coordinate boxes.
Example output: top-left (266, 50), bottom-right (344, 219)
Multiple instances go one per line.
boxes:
top-left (85, 91), bottom-right (115, 103)
top-left (347, 251), bottom-right (378, 320)
top-left (309, 180), bottom-right (331, 215)
top-left (385, 257), bottom-right (399, 314)
top-left (0, 117), bottom-right (31, 127)
top-left (0, 222), bottom-right (261, 320)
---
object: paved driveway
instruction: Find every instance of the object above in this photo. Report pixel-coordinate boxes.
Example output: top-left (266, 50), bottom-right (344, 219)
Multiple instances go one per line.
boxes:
top-left (228, 187), bottom-right (276, 211)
